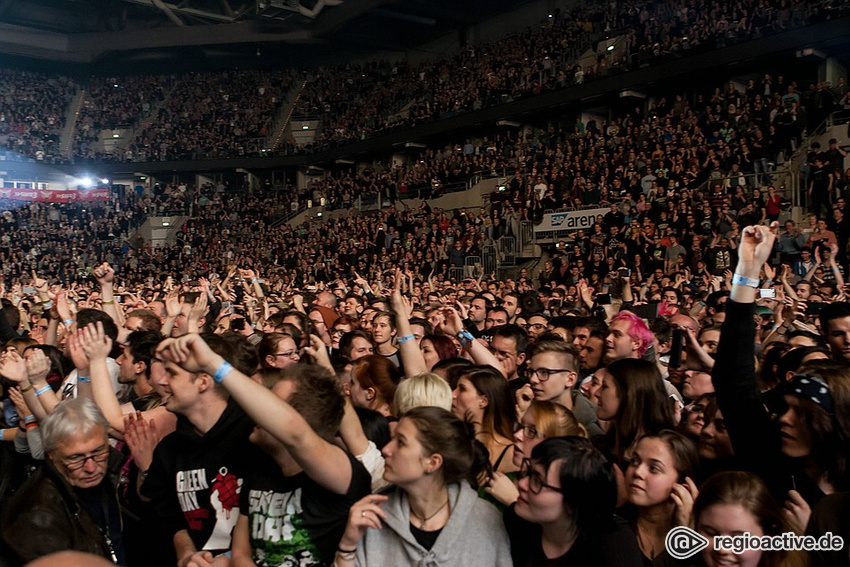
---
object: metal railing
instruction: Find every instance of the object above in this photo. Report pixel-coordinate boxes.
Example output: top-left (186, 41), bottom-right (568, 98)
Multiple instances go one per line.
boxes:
top-left (786, 110), bottom-right (850, 209)
top-left (499, 236), bottom-right (516, 266)
top-left (482, 245), bottom-right (498, 275)
top-left (518, 220), bottom-right (535, 253)
top-left (465, 256), bottom-right (482, 278)
top-left (696, 169), bottom-right (796, 203)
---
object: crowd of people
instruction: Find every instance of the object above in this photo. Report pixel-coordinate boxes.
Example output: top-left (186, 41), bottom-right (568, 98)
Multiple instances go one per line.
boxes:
top-left (73, 75), bottom-right (172, 162)
top-left (0, 68), bottom-right (78, 165)
top-left (300, 66), bottom-right (848, 217)
top-left (0, 210), bottom-right (849, 566)
top-left (2, 0), bottom-right (848, 165)
top-left (297, 0), bottom-right (845, 151)
top-left (82, 69), bottom-right (298, 163)
top-left (0, 0), bottom-right (848, 563)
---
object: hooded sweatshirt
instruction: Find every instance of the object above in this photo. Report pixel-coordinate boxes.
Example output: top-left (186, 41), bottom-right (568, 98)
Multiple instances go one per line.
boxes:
top-left (142, 399), bottom-right (270, 555)
top-left (355, 482), bottom-right (511, 567)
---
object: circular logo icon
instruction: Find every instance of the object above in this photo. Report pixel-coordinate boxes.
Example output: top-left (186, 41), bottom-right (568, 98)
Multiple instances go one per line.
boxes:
top-left (665, 526), bottom-right (710, 560)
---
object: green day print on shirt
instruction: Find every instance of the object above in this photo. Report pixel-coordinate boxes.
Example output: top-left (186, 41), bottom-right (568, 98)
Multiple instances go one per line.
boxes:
top-left (249, 487), bottom-right (321, 567)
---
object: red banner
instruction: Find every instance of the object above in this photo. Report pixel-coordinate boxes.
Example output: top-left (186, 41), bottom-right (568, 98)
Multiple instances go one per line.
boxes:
top-left (0, 187), bottom-right (110, 202)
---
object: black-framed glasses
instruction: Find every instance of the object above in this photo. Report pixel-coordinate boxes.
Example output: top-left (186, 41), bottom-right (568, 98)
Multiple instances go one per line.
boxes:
top-left (527, 367), bottom-right (571, 382)
top-left (513, 423), bottom-right (539, 440)
top-left (61, 446), bottom-right (109, 471)
top-left (518, 459), bottom-right (562, 495)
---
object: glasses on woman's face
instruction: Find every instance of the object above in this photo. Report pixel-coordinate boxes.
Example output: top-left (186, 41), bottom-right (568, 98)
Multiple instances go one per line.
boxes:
top-left (272, 350), bottom-right (300, 360)
top-left (61, 445), bottom-right (110, 471)
top-left (514, 423), bottom-right (539, 440)
top-left (518, 459), bottom-right (562, 495)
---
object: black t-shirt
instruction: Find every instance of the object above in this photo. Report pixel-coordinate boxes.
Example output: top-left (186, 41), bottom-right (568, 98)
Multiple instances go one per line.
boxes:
top-left (504, 504), bottom-right (642, 567)
top-left (239, 450), bottom-right (372, 566)
top-left (410, 524), bottom-right (442, 551)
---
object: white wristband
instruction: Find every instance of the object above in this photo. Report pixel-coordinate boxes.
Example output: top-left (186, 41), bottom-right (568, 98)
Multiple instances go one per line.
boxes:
top-left (732, 273), bottom-right (760, 288)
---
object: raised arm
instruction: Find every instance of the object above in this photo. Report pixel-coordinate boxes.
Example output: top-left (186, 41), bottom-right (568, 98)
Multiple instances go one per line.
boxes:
top-left (438, 306), bottom-right (505, 376)
top-left (712, 224), bottom-right (781, 466)
top-left (93, 263), bottom-right (125, 328)
top-left (391, 269), bottom-right (428, 377)
top-left (157, 334), bottom-right (353, 495)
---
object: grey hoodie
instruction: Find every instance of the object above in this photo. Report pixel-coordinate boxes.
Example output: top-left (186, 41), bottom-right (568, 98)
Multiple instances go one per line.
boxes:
top-left (355, 482), bottom-right (511, 567)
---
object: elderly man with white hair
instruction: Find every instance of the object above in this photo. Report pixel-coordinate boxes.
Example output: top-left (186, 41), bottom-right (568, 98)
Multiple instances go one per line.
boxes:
top-left (1, 398), bottom-right (123, 564)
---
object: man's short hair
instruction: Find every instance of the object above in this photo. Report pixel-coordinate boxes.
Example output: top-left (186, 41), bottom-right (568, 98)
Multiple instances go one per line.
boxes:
top-left (1, 299), bottom-right (20, 330)
top-left (277, 364), bottom-right (345, 442)
top-left (609, 311), bottom-right (654, 357)
top-left (527, 339), bottom-right (579, 373)
top-left (42, 398), bottom-right (108, 454)
top-left (408, 317), bottom-right (433, 335)
top-left (491, 324), bottom-right (529, 355)
top-left (126, 309), bottom-right (163, 332)
top-left (345, 293), bottom-right (364, 307)
top-left (339, 330), bottom-right (374, 359)
top-left (206, 332), bottom-right (258, 397)
top-left (127, 330), bottom-right (163, 379)
top-left (487, 306), bottom-right (509, 320)
top-left (574, 316), bottom-right (608, 338)
top-left (650, 318), bottom-right (673, 345)
top-left (472, 294), bottom-right (493, 309)
top-left (820, 302), bottom-right (850, 334)
top-left (77, 308), bottom-right (119, 342)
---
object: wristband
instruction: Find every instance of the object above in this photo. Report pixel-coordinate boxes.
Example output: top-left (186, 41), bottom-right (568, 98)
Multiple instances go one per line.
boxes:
top-left (397, 334), bottom-right (416, 344)
top-left (732, 273), bottom-right (760, 288)
top-left (213, 361), bottom-right (233, 383)
top-left (337, 547), bottom-right (357, 555)
top-left (77, 375), bottom-right (91, 384)
top-left (35, 385), bottom-right (52, 396)
top-left (0, 428), bottom-right (6, 438)
top-left (42, 300), bottom-right (53, 308)
top-left (25, 422), bottom-right (39, 430)
top-left (457, 330), bottom-right (475, 347)
top-left (63, 318), bottom-right (75, 327)
top-left (251, 278), bottom-right (259, 283)
top-left (20, 384), bottom-right (33, 394)
top-left (24, 415), bottom-right (35, 422)
top-left (101, 300), bottom-right (115, 305)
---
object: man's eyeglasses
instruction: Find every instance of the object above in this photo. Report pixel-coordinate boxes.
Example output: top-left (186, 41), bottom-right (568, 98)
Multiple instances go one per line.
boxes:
top-left (528, 323), bottom-right (547, 331)
top-left (61, 446), bottom-right (109, 471)
top-left (271, 351), bottom-right (300, 360)
top-left (518, 459), bottom-right (562, 494)
top-left (527, 367), bottom-right (571, 382)
top-left (331, 329), bottom-right (348, 336)
top-left (491, 347), bottom-right (517, 359)
top-left (513, 423), bottom-right (539, 440)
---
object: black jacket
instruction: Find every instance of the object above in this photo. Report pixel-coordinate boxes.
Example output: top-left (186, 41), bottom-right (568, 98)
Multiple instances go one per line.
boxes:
top-left (0, 463), bottom-right (116, 564)
top-left (713, 300), bottom-right (824, 506)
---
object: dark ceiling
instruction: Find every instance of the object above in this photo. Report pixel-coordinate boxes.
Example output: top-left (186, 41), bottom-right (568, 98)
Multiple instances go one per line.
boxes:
top-left (0, 0), bottom-right (536, 71)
